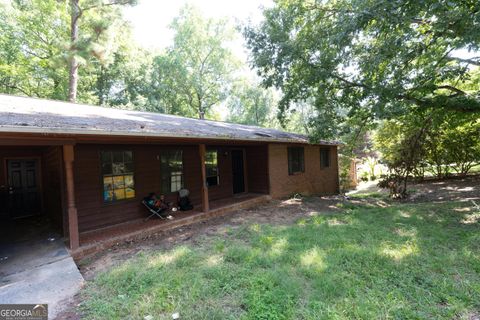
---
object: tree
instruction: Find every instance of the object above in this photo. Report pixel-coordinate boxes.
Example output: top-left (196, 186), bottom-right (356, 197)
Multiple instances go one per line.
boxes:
top-left (374, 109), bottom-right (480, 197)
top-left (91, 27), bottom-right (154, 108)
top-left (151, 5), bottom-right (237, 119)
top-left (245, 0), bottom-right (480, 139)
top-left (226, 78), bottom-right (276, 126)
top-left (436, 113), bottom-right (480, 176)
top-left (68, 0), bottom-right (136, 102)
top-left (374, 113), bottom-right (430, 197)
top-left (0, 0), bottom-right (69, 99)
top-left (0, 0), bottom-right (135, 104)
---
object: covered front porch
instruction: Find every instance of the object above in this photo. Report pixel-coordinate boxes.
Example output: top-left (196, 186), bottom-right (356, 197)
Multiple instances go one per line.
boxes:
top-left (0, 136), bottom-right (270, 256)
top-left (73, 193), bottom-right (270, 258)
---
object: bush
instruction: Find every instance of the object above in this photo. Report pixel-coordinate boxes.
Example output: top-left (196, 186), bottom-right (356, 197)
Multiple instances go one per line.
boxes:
top-left (377, 174), bottom-right (407, 198)
top-left (374, 109), bottom-right (480, 197)
top-left (360, 171), bottom-right (369, 182)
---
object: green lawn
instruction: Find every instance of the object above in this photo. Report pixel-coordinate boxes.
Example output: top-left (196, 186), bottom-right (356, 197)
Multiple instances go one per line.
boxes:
top-left (81, 200), bottom-right (480, 319)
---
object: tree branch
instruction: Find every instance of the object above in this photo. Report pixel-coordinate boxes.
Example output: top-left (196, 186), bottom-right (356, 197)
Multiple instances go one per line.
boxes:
top-left (447, 56), bottom-right (480, 66)
top-left (436, 85), bottom-right (466, 96)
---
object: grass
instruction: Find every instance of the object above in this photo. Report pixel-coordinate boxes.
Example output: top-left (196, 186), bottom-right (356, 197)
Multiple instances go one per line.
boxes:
top-left (81, 200), bottom-right (480, 319)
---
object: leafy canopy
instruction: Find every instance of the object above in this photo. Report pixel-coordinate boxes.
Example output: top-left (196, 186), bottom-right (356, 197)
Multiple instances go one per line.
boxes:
top-left (0, 0), bottom-right (134, 103)
top-left (151, 5), bottom-right (238, 119)
top-left (245, 0), bottom-right (480, 138)
top-left (226, 77), bottom-right (277, 126)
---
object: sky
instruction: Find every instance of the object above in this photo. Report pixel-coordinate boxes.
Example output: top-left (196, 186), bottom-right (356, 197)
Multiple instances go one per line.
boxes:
top-left (123, 0), bottom-right (272, 61)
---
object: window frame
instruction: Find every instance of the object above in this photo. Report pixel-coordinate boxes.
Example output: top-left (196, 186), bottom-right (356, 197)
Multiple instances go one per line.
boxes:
top-left (205, 149), bottom-right (219, 187)
top-left (287, 147), bottom-right (305, 175)
top-left (160, 149), bottom-right (184, 194)
top-left (320, 147), bottom-right (331, 169)
top-left (100, 150), bottom-right (135, 203)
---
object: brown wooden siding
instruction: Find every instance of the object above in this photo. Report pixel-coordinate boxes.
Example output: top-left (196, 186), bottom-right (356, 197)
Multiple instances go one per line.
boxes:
top-left (207, 146), bottom-right (234, 201)
top-left (73, 143), bottom-right (271, 232)
top-left (74, 144), bottom-right (205, 232)
top-left (204, 145), bottom-right (269, 199)
top-left (42, 146), bottom-right (65, 231)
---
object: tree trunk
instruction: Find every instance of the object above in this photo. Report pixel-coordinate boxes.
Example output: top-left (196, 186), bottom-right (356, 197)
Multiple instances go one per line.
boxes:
top-left (69, 0), bottom-right (80, 103)
top-left (197, 93), bottom-right (204, 119)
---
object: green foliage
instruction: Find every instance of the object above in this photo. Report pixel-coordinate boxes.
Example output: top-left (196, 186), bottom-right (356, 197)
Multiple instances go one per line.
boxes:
top-left (81, 200), bottom-right (480, 319)
top-left (92, 31), bottom-right (154, 109)
top-left (245, 0), bottom-right (480, 138)
top-left (0, 0), bottom-right (135, 104)
top-left (150, 5), bottom-right (238, 119)
top-left (440, 114), bottom-right (480, 175)
top-left (0, 0), bottom-right (69, 99)
top-left (374, 109), bottom-right (480, 196)
top-left (226, 78), bottom-right (277, 126)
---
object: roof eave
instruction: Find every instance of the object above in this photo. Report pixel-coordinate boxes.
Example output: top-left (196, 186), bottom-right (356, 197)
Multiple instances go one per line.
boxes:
top-left (0, 126), bottom-right (340, 145)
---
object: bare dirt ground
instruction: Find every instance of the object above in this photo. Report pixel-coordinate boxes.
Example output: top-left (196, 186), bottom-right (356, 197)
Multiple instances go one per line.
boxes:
top-left (349, 174), bottom-right (480, 203)
top-left (56, 174), bottom-right (480, 320)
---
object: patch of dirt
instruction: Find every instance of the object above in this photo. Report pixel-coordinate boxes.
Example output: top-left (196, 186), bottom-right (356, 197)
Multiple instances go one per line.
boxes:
top-left (349, 175), bottom-right (480, 203)
top-left (407, 175), bottom-right (480, 203)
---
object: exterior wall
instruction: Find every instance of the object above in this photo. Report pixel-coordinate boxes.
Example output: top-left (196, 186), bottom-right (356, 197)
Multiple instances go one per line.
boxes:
top-left (268, 144), bottom-right (339, 198)
top-left (74, 144), bottom-right (203, 232)
top-left (207, 146), bottom-right (233, 201)
top-left (206, 145), bottom-right (269, 199)
top-left (73, 143), bottom-right (269, 232)
top-left (246, 145), bottom-right (269, 194)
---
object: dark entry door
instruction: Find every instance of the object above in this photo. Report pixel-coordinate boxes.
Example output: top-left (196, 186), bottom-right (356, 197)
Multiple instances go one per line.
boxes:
top-left (231, 150), bottom-right (245, 194)
top-left (7, 159), bottom-right (41, 218)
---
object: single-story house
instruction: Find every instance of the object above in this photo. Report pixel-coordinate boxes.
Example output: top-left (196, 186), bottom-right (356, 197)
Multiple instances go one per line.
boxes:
top-left (0, 94), bottom-right (340, 254)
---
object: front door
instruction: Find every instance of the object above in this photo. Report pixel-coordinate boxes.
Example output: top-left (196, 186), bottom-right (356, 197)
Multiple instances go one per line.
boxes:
top-left (231, 150), bottom-right (245, 194)
top-left (7, 159), bottom-right (41, 218)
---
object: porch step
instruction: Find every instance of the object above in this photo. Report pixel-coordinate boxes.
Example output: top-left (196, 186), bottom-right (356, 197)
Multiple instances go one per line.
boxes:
top-left (71, 194), bottom-right (271, 259)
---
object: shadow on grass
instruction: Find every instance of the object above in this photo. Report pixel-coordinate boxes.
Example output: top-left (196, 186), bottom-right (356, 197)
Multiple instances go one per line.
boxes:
top-left (81, 201), bottom-right (480, 320)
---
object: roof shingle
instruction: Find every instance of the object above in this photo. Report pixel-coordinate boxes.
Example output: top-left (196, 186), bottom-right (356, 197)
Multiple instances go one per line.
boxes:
top-left (0, 94), bottom-right (338, 145)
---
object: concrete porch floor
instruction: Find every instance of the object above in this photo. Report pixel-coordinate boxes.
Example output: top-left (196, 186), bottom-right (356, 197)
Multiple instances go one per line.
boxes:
top-left (0, 217), bottom-right (84, 319)
top-left (73, 193), bottom-right (270, 259)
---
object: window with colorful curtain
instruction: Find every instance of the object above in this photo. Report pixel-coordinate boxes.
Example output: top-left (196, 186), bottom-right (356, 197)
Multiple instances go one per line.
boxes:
top-left (101, 150), bottom-right (135, 202)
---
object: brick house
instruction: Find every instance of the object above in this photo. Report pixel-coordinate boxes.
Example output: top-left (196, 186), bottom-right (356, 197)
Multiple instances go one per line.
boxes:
top-left (0, 94), bottom-right (339, 255)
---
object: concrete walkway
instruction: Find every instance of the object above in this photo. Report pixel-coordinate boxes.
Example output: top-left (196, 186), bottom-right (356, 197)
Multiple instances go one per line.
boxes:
top-left (0, 222), bottom-right (84, 319)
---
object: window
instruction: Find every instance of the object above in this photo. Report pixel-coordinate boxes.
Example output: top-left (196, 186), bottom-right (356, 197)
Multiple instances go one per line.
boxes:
top-left (161, 150), bottom-right (184, 193)
top-left (288, 147), bottom-right (305, 175)
top-left (205, 150), bottom-right (219, 186)
top-left (320, 148), bottom-right (331, 168)
top-left (101, 151), bottom-right (135, 202)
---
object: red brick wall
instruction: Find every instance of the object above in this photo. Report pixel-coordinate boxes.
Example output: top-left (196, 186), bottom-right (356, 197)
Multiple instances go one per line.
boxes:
top-left (268, 144), bottom-right (339, 198)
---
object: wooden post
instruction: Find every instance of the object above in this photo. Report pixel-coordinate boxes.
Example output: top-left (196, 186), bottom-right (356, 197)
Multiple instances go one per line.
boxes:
top-left (63, 145), bottom-right (79, 250)
top-left (199, 144), bottom-right (209, 212)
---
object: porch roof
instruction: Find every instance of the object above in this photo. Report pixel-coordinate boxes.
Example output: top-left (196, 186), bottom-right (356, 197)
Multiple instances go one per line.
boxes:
top-left (0, 94), bottom-right (339, 145)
